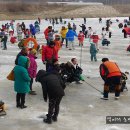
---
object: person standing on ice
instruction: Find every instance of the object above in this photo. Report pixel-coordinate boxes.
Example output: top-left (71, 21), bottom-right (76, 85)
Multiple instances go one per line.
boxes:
top-left (90, 42), bottom-right (97, 62)
top-left (100, 58), bottom-right (121, 100)
top-left (90, 32), bottom-right (100, 50)
top-left (16, 24), bottom-right (23, 41)
top-left (15, 47), bottom-right (28, 65)
top-left (38, 17), bottom-right (41, 24)
top-left (101, 27), bottom-right (106, 40)
top-left (42, 41), bottom-right (58, 72)
top-left (79, 24), bottom-right (86, 34)
top-left (35, 67), bottom-right (65, 124)
top-left (44, 26), bottom-right (52, 45)
top-left (78, 31), bottom-right (85, 46)
top-left (66, 27), bottom-right (78, 50)
top-left (29, 24), bottom-right (36, 38)
top-left (28, 49), bottom-right (37, 95)
top-left (60, 26), bottom-right (68, 48)
top-left (14, 56), bottom-right (31, 109)
top-left (21, 22), bottom-right (26, 32)
top-left (73, 23), bottom-right (77, 32)
top-left (99, 17), bottom-right (102, 23)
top-left (122, 24), bottom-right (128, 38)
top-left (59, 16), bottom-right (63, 24)
top-left (87, 27), bottom-right (93, 40)
top-left (84, 17), bottom-right (86, 24)
top-left (0, 30), bottom-right (8, 50)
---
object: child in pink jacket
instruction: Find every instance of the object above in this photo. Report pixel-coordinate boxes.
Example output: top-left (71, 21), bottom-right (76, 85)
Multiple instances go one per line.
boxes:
top-left (78, 31), bottom-right (85, 46)
top-left (28, 49), bottom-right (37, 95)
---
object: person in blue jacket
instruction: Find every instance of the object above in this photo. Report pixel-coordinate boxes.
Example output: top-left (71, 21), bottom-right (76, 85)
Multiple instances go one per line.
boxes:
top-left (29, 24), bottom-right (36, 38)
top-left (66, 27), bottom-right (77, 50)
top-left (14, 56), bottom-right (31, 109)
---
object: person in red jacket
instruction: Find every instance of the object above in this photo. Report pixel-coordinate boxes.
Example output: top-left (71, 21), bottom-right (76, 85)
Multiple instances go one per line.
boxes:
top-left (42, 41), bottom-right (58, 72)
top-left (78, 31), bottom-right (85, 46)
top-left (90, 32), bottom-right (100, 50)
top-left (100, 58), bottom-right (121, 100)
top-left (44, 26), bottom-right (52, 45)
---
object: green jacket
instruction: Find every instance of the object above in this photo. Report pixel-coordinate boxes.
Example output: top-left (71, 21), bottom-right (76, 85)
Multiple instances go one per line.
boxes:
top-left (14, 56), bottom-right (31, 93)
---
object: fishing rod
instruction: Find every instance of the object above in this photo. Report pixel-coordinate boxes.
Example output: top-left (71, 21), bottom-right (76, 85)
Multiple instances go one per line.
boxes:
top-left (84, 79), bottom-right (104, 95)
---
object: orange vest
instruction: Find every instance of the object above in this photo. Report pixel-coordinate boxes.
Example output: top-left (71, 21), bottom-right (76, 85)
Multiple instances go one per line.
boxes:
top-left (103, 61), bottom-right (121, 77)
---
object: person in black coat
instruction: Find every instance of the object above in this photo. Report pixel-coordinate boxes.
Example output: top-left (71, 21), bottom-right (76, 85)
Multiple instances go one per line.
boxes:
top-left (21, 22), bottom-right (26, 32)
top-left (36, 68), bottom-right (66, 124)
top-left (15, 47), bottom-right (28, 65)
top-left (79, 24), bottom-right (86, 34)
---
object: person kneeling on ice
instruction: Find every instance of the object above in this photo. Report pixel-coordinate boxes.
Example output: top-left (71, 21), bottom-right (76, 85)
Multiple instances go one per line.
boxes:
top-left (100, 58), bottom-right (122, 100)
top-left (35, 67), bottom-right (66, 124)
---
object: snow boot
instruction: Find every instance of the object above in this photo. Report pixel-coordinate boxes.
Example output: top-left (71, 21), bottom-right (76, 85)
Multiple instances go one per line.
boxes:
top-left (20, 105), bottom-right (27, 109)
top-left (43, 117), bottom-right (52, 124)
top-left (52, 115), bottom-right (57, 122)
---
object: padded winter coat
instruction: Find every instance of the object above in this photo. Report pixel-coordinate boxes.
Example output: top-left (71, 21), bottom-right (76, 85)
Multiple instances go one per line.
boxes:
top-left (90, 35), bottom-right (100, 44)
top-left (14, 56), bottom-right (31, 93)
top-left (36, 70), bottom-right (65, 100)
top-left (66, 29), bottom-right (77, 41)
top-left (78, 33), bottom-right (85, 42)
top-left (28, 54), bottom-right (37, 78)
top-left (44, 28), bottom-right (49, 40)
top-left (60, 28), bottom-right (68, 38)
top-left (42, 45), bottom-right (58, 62)
top-left (30, 24), bottom-right (36, 35)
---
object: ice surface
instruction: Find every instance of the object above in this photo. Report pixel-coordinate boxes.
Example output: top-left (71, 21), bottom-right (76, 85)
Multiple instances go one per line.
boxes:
top-left (0, 17), bottom-right (130, 130)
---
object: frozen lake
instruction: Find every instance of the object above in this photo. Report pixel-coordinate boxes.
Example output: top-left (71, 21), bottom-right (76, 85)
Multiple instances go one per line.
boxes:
top-left (0, 17), bottom-right (130, 130)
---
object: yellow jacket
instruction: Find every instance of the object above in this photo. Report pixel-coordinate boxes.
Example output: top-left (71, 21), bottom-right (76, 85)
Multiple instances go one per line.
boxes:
top-left (60, 28), bottom-right (68, 38)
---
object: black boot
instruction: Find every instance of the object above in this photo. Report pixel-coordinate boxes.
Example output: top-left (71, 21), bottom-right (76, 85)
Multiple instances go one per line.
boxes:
top-left (20, 105), bottom-right (27, 109)
top-left (52, 115), bottom-right (57, 122)
top-left (43, 117), bottom-right (52, 124)
top-left (16, 104), bottom-right (21, 108)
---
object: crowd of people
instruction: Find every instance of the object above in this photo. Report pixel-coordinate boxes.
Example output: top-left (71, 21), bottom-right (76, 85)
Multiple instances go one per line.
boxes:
top-left (1, 17), bottom-right (130, 124)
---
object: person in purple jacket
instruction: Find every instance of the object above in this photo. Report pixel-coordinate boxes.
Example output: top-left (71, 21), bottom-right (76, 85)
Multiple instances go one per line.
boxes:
top-left (28, 49), bottom-right (37, 95)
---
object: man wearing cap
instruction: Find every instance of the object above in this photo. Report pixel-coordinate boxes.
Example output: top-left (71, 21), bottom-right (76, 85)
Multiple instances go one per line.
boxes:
top-left (99, 58), bottom-right (122, 100)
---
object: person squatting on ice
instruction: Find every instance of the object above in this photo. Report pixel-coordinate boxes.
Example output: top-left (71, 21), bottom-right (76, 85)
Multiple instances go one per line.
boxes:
top-left (36, 67), bottom-right (66, 124)
top-left (100, 58), bottom-right (122, 100)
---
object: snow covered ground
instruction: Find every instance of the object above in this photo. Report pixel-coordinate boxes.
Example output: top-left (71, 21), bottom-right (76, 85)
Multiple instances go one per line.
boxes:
top-left (0, 17), bottom-right (130, 130)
